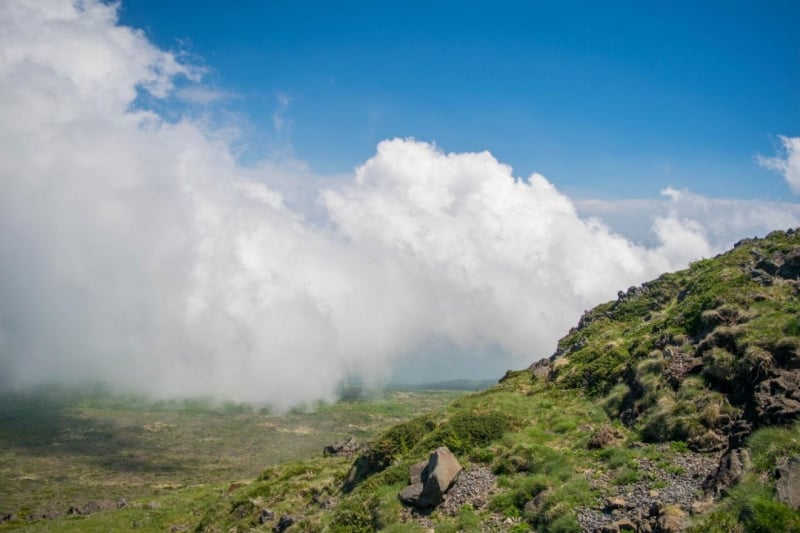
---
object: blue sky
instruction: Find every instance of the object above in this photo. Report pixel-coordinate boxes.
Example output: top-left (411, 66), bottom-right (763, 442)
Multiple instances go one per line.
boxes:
top-left (2, 1), bottom-right (800, 399)
top-left (120, 1), bottom-right (800, 200)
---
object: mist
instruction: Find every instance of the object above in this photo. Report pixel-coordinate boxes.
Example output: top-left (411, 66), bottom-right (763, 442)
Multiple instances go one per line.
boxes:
top-left (2, 1), bottom-right (799, 409)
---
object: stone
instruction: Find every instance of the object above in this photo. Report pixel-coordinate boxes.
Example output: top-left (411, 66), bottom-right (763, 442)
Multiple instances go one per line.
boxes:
top-left (703, 447), bottom-right (750, 496)
top-left (612, 518), bottom-right (636, 531)
top-left (776, 456), bottom-right (800, 509)
top-left (530, 360), bottom-right (551, 380)
top-left (524, 488), bottom-right (550, 515)
top-left (398, 446), bottom-right (462, 508)
top-left (323, 436), bottom-right (363, 458)
top-left (605, 496), bottom-right (626, 511)
top-left (258, 508), bottom-right (274, 524)
top-left (398, 482), bottom-right (424, 505)
top-left (408, 460), bottom-right (429, 484)
top-left (417, 447), bottom-right (462, 506)
top-left (273, 515), bottom-right (294, 533)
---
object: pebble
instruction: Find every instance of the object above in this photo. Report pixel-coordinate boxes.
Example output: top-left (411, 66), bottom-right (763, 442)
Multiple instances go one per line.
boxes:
top-left (576, 446), bottom-right (718, 532)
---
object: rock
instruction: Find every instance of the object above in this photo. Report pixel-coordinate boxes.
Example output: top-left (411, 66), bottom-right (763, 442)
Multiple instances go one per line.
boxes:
top-left (323, 436), bottom-right (363, 458)
top-left (417, 447), bottom-right (462, 506)
top-left (530, 360), bottom-right (551, 380)
top-left (703, 447), bottom-right (750, 496)
top-left (258, 508), bottom-right (275, 524)
top-left (589, 427), bottom-right (624, 449)
top-left (777, 249), bottom-right (800, 279)
top-left (273, 514), bottom-right (295, 533)
top-left (438, 465), bottom-right (497, 515)
top-left (612, 518), bottom-right (636, 531)
top-left (398, 447), bottom-right (462, 508)
top-left (605, 496), bottom-right (626, 511)
top-left (776, 456), bottom-right (800, 509)
top-left (398, 482), bottom-right (425, 505)
top-left (753, 371), bottom-right (800, 425)
top-left (524, 488), bottom-right (551, 515)
top-left (409, 460), bottom-right (429, 484)
top-left (0, 513), bottom-right (17, 523)
top-left (116, 498), bottom-right (128, 509)
top-left (657, 505), bottom-right (688, 533)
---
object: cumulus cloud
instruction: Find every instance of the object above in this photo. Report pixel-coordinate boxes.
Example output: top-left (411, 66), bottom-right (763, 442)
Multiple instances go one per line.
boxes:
top-left (1, 1), bottom-right (798, 408)
top-left (759, 136), bottom-right (800, 193)
top-left (576, 188), bottom-right (800, 248)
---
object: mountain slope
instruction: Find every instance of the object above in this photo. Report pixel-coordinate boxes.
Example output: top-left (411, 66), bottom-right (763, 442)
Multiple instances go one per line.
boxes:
top-left (192, 228), bottom-right (800, 532)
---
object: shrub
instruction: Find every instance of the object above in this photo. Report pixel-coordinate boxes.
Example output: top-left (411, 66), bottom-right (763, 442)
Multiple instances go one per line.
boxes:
top-left (748, 423), bottom-right (800, 472)
top-left (330, 500), bottom-right (373, 533)
top-left (421, 409), bottom-right (515, 455)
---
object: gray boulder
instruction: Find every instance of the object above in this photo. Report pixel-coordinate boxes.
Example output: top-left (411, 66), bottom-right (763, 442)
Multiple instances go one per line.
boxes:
top-left (398, 447), bottom-right (462, 508)
top-left (776, 456), bottom-right (800, 509)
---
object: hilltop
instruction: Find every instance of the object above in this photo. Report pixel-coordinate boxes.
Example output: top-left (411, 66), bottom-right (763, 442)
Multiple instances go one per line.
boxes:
top-left (4, 229), bottom-right (800, 532)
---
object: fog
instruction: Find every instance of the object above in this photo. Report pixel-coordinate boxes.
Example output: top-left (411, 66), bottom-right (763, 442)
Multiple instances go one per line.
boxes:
top-left (1, 1), bottom-right (798, 409)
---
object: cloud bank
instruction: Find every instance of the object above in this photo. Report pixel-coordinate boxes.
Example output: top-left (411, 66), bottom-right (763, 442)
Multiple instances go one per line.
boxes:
top-left (1, 1), bottom-right (798, 408)
top-left (759, 136), bottom-right (800, 193)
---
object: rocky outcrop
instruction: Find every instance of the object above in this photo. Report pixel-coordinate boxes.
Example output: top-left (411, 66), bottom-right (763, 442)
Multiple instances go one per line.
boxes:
top-left (775, 456), bottom-right (800, 509)
top-left (323, 436), bottom-right (363, 458)
top-left (399, 447), bottom-right (462, 508)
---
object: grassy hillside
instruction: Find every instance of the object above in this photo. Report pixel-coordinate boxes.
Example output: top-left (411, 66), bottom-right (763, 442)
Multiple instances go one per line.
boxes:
top-left (4, 229), bottom-right (800, 532)
top-left (0, 386), bottom-right (464, 531)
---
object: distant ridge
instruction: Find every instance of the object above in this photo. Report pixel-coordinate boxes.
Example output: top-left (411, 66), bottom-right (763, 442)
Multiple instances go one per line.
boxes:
top-left (387, 378), bottom-right (498, 392)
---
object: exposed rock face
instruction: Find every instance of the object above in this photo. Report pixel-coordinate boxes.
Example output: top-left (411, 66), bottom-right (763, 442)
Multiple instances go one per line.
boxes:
top-left (776, 456), bottom-right (800, 509)
top-left (702, 447), bottom-right (750, 497)
top-left (323, 436), bottom-right (363, 458)
top-left (398, 447), bottom-right (462, 508)
top-left (528, 358), bottom-right (551, 380)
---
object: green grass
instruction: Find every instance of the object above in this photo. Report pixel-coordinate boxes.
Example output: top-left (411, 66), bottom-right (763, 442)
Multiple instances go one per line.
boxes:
top-left (0, 384), bottom-right (464, 530)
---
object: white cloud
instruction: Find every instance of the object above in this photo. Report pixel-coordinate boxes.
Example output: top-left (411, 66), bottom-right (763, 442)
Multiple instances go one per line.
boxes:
top-left (1, 1), bottom-right (798, 408)
top-left (575, 188), bottom-right (800, 248)
top-left (758, 135), bottom-right (800, 193)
